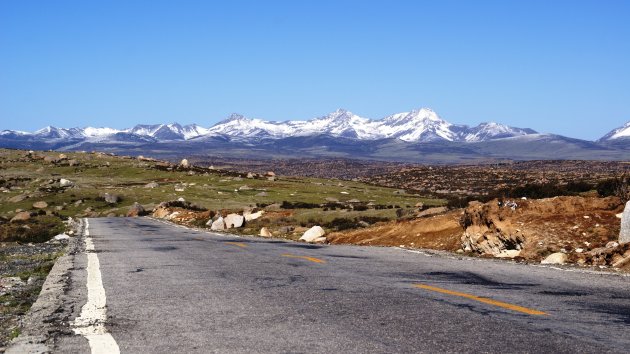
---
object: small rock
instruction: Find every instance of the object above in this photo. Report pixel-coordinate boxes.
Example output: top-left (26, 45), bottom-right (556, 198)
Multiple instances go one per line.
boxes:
top-left (54, 234), bottom-right (70, 240)
top-left (541, 252), bottom-right (568, 265)
top-left (59, 178), bottom-right (74, 187)
top-left (259, 227), bottom-right (272, 237)
top-left (606, 241), bottom-right (619, 249)
top-left (32, 201), bottom-right (48, 209)
top-left (102, 193), bottom-right (120, 204)
top-left (299, 226), bottom-right (326, 243)
top-left (209, 217), bottom-right (225, 230)
top-left (244, 211), bottom-right (264, 221)
top-left (177, 197), bottom-right (186, 202)
top-left (180, 159), bottom-right (190, 168)
top-left (224, 214), bottom-right (245, 228)
top-left (278, 226), bottom-right (295, 234)
top-left (255, 192), bottom-right (268, 197)
top-left (10, 211), bottom-right (32, 222)
top-left (246, 172), bottom-right (255, 179)
top-left (496, 250), bottom-right (521, 258)
top-left (127, 202), bottom-right (147, 217)
top-left (144, 182), bottom-right (159, 189)
top-left (8, 194), bottom-right (27, 203)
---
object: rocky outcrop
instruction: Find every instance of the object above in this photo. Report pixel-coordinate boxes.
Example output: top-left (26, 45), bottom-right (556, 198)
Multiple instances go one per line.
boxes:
top-left (460, 201), bottom-right (524, 256)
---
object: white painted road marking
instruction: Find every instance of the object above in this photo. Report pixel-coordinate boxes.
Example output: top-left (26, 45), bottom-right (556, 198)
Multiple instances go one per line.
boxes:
top-left (72, 219), bottom-right (120, 354)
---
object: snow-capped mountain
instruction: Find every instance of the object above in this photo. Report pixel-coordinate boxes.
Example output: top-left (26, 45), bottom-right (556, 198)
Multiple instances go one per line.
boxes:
top-left (599, 121), bottom-right (630, 141)
top-left (0, 107), bottom-right (537, 145)
top-left (205, 108), bottom-right (536, 142)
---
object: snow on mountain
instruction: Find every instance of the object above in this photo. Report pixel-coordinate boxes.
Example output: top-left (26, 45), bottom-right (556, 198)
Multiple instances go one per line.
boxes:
top-left (206, 108), bottom-right (535, 143)
top-left (599, 121), bottom-right (630, 141)
top-left (1, 108), bottom-right (540, 144)
top-left (462, 122), bottom-right (537, 142)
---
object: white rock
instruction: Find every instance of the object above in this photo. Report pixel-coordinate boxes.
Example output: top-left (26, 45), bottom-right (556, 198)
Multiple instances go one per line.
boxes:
top-left (224, 214), bottom-right (244, 228)
top-left (59, 178), bottom-right (73, 187)
top-left (244, 211), bottom-right (264, 221)
top-left (259, 227), bottom-right (272, 237)
top-left (299, 226), bottom-right (326, 243)
top-left (54, 234), bottom-right (70, 240)
top-left (180, 159), bottom-right (190, 167)
top-left (210, 217), bottom-right (225, 230)
top-left (177, 197), bottom-right (186, 202)
top-left (619, 200), bottom-right (630, 244)
top-left (495, 250), bottom-right (521, 258)
top-left (541, 252), bottom-right (568, 265)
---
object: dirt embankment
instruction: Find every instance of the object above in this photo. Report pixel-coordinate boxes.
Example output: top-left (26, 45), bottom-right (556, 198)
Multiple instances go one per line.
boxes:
top-left (329, 196), bottom-right (630, 270)
top-left (327, 211), bottom-right (463, 250)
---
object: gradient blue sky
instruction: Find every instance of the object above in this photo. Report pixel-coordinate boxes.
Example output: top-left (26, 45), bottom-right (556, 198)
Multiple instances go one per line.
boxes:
top-left (1, 0), bottom-right (629, 140)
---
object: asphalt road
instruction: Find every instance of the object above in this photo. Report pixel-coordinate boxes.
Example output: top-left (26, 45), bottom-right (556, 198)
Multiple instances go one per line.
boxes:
top-left (55, 217), bottom-right (630, 353)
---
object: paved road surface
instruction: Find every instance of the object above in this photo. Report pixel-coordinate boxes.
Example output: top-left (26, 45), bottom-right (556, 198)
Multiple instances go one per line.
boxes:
top-left (55, 217), bottom-right (630, 353)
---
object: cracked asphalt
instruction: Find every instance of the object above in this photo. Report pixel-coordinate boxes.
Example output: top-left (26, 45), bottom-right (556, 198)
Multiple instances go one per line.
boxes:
top-left (55, 217), bottom-right (630, 353)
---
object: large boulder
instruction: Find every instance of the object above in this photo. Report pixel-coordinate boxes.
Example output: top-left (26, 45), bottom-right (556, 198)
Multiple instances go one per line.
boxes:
top-left (209, 217), bottom-right (226, 231)
top-left (541, 252), bottom-right (568, 265)
top-left (299, 226), bottom-right (326, 243)
top-left (224, 214), bottom-right (245, 228)
top-left (127, 203), bottom-right (147, 217)
top-left (619, 200), bottom-right (630, 244)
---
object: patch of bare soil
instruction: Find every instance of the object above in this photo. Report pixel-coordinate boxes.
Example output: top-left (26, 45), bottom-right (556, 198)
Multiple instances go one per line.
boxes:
top-left (327, 211), bottom-right (462, 250)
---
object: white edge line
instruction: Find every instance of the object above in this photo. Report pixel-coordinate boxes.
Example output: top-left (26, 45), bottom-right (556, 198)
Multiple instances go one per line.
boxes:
top-left (72, 219), bottom-right (121, 354)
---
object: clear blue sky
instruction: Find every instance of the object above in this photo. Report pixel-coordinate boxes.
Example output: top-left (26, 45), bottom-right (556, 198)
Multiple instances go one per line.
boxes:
top-left (1, 0), bottom-right (629, 140)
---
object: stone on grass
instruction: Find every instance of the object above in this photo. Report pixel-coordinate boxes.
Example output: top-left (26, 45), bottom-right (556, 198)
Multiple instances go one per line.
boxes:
top-left (32, 201), bottom-right (48, 209)
top-left (10, 211), bottom-right (32, 222)
top-left (619, 200), bottom-right (630, 244)
top-left (103, 193), bottom-right (120, 204)
top-left (210, 217), bottom-right (225, 230)
top-left (541, 252), bottom-right (568, 265)
top-left (8, 194), bottom-right (27, 203)
top-left (144, 182), bottom-right (159, 189)
top-left (259, 227), bottom-right (272, 237)
top-left (127, 202), bottom-right (147, 217)
top-left (299, 226), bottom-right (326, 243)
top-left (59, 178), bottom-right (74, 187)
top-left (224, 214), bottom-right (245, 228)
top-left (255, 192), bottom-right (268, 197)
top-left (54, 234), bottom-right (70, 240)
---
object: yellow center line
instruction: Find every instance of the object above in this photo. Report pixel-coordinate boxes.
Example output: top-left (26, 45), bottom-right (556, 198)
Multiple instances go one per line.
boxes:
top-left (281, 254), bottom-right (326, 264)
top-left (414, 284), bottom-right (547, 316)
top-left (225, 242), bottom-right (248, 248)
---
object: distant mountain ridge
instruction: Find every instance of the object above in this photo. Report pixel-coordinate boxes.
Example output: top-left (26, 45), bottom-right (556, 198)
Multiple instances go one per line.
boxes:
top-left (0, 108), bottom-right (538, 143)
top-left (1, 108), bottom-right (629, 163)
